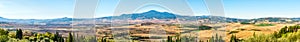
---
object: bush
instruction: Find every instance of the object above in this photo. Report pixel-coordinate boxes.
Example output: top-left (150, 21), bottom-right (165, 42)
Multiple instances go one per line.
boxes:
top-left (249, 29), bottom-right (261, 31)
top-left (229, 30), bottom-right (240, 34)
top-left (240, 22), bottom-right (253, 25)
top-left (0, 35), bottom-right (9, 42)
top-left (236, 28), bottom-right (246, 31)
top-left (255, 24), bottom-right (275, 26)
top-left (0, 29), bottom-right (8, 35)
top-left (198, 25), bottom-right (212, 30)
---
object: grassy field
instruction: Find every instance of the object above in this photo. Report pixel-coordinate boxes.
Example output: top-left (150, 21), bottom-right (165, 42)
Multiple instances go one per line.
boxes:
top-left (223, 23), bottom-right (296, 42)
top-left (94, 23), bottom-right (298, 42)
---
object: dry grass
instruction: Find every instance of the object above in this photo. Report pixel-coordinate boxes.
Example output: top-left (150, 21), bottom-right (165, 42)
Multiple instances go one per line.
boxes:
top-left (222, 23), bottom-right (296, 42)
top-left (96, 23), bottom-right (297, 42)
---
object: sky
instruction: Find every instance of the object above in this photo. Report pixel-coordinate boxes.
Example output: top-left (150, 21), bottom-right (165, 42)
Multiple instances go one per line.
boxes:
top-left (0, 0), bottom-right (75, 19)
top-left (0, 0), bottom-right (299, 19)
top-left (224, 0), bottom-right (300, 19)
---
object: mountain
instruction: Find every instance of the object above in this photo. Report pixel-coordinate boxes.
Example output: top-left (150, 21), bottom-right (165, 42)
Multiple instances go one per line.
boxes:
top-left (0, 10), bottom-right (299, 24)
top-left (0, 17), bottom-right (73, 24)
top-left (99, 10), bottom-right (179, 20)
top-left (124, 10), bottom-right (178, 19)
top-left (97, 10), bottom-right (245, 22)
top-left (0, 17), bottom-right (8, 22)
top-left (97, 10), bottom-right (300, 22)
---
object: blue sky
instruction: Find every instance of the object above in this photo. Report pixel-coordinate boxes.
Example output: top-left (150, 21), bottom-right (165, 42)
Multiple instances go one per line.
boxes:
top-left (224, 0), bottom-right (300, 19)
top-left (0, 0), bottom-right (75, 19)
top-left (0, 0), bottom-right (299, 19)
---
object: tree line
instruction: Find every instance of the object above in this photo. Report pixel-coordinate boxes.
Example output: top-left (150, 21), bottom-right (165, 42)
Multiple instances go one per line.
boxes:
top-left (0, 28), bottom-right (74, 42)
top-left (229, 25), bottom-right (300, 42)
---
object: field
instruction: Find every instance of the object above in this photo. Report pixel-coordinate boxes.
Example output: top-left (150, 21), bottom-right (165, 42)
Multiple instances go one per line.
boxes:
top-left (0, 21), bottom-right (298, 42)
top-left (95, 22), bottom-right (298, 42)
top-left (224, 23), bottom-right (296, 42)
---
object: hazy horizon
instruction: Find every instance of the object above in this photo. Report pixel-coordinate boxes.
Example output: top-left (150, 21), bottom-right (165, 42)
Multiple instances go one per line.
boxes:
top-left (0, 10), bottom-right (300, 19)
top-left (1, 0), bottom-right (300, 19)
top-left (0, 10), bottom-right (299, 19)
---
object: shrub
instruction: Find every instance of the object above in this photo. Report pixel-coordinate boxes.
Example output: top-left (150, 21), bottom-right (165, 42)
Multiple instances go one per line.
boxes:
top-left (0, 35), bottom-right (9, 42)
top-left (229, 30), bottom-right (240, 34)
top-left (255, 24), bottom-right (275, 26)
top-left (249, 29), bottom-right (261, 31)
top-left (0, 29), bottom-right (8, 35)
top-left (236, 28), bottom-right (246, 31)
top-left (230, 35), bottom-right (239, 42)
top-left (198, 25), bottom-right (212, 30)
top-left (240, 22), bottom-right (253, 25)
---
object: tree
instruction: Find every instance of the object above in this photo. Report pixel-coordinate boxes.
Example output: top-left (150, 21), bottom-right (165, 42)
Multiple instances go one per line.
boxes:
top-left (101, 37), bottom-right (106, 42)
top-left (230, 35), bottom-right (238, 42)
top-left (53, 31), bottom-right (59, 41)
top-left (240, 22), bottom-right (252, 24)
top-left (288, 26), bottom-right (294, 32)
top-left (279, 26), bottom-right (288, 34)
top-left (0, 29), bottom-right (8, 35)
top-left (8, 32), bottom-right (16, 38)
top-left (58, 37), bottom-right (64, 42)
top-left (210, 36), bottom-right (214, 42)
top-left (253, 32), bottom-right (256, 37)
top-left (16, 29), bottom-right (23, 39)
top-left (211, 34), bottom-right (224, 42)
top-left (175, 35), bottom-right (181, 42)
top-left (43, 38), bottom-right (50, 42)
top-left (272, 31), bottom-right (280, 38)
top-left (167, 36), bottom-right (173, 42)
top-left (0, 35), bottom-right (9, 42)
top-left (44, 32), bottom-right (52, 38)
top-left (198, 25), bottom-right (212, 30)
top-left (29, 37), bottom-right (37, 42)
top-left (67, 32), bottom-right (73, 42)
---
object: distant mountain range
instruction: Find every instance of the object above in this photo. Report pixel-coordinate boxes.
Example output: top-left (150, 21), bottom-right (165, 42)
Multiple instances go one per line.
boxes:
top-left (0, 10), bottom-right (300, 24)
top-left (97, 10), bottom-right (300, 22)
top-left (99, 10), bottom-right (178, 20)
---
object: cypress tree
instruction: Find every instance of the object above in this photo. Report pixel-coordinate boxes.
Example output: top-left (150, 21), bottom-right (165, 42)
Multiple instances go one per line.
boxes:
top-left (214, 34), bottom-right (224, 42)
top-left (175, 34), bottom-right (181, 42)
top-left (296, 26), bottom-right (299, 31)
top-left (15, 29), bottom-right (19, 39)
top-left (59, 37), bottom-right (64, 42)
top-left (230, 35), bottom-right (238, 42)
top-left (67, 32), bottom-right (73, 42)
top-left (253, 32), bottom-right (256, 37)
top-left (288, 26), bottom-right (293, 32)
top-left (218, 35), bottom-right (224, 42)
top-left (53, 31), bottom-right (59, 41)
top-left (175, 37), bottom-right (181, 42)
top-left (16, 29), bottom-right (23, 39)
top-left (210, 36), bottom-right (214, 42)
top-left (101, 37), bottom-right (106, 42)
top-left (167, 36), bottom-right (172, 42)
top-left (206, 40), bottom-right (209, 42)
